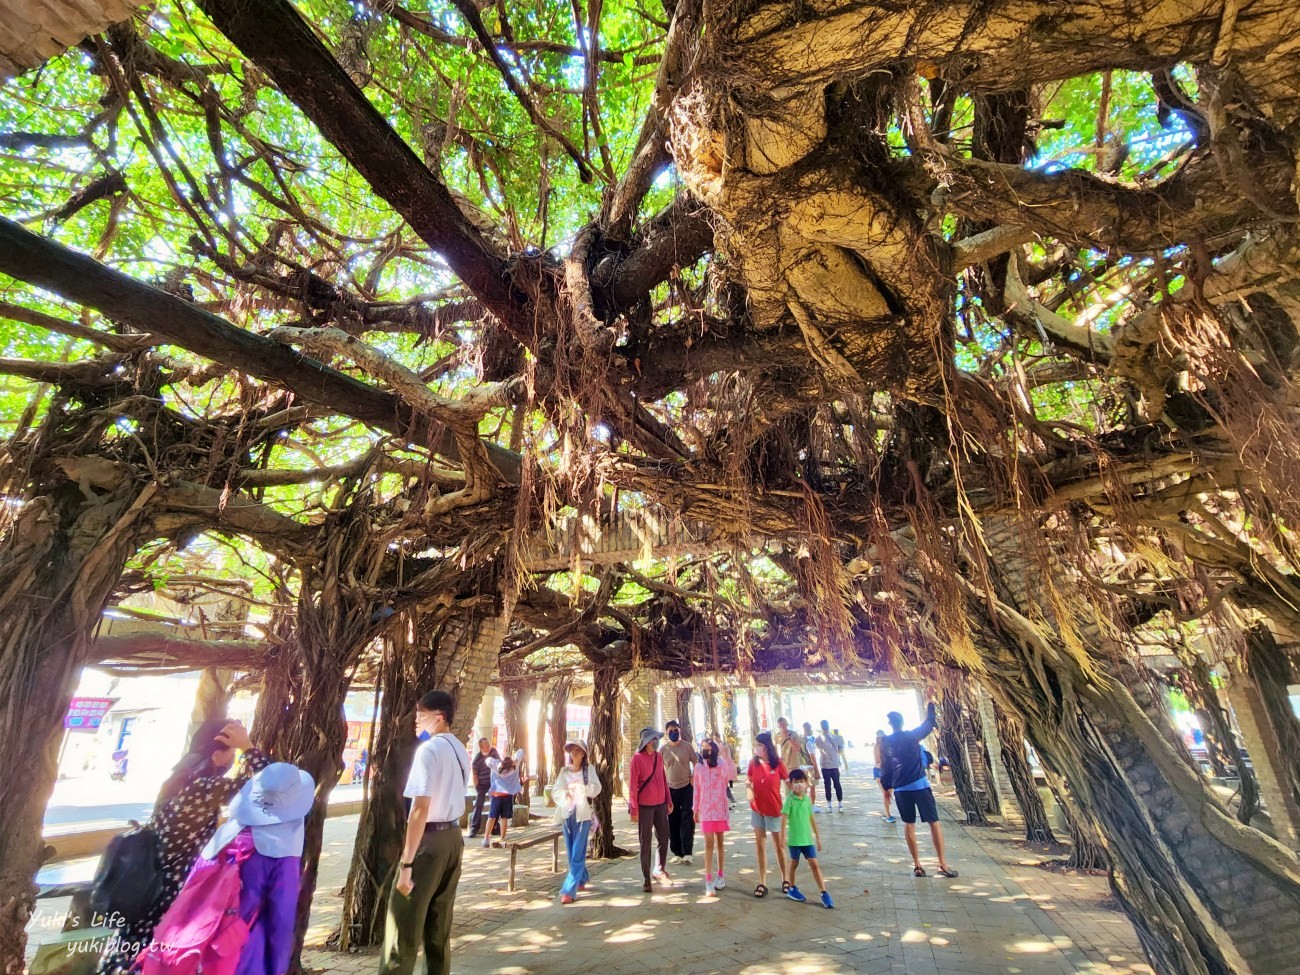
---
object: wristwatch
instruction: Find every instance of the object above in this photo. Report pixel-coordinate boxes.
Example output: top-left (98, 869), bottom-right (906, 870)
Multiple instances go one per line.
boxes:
top-left (401, 862), bottom-right (415, 869)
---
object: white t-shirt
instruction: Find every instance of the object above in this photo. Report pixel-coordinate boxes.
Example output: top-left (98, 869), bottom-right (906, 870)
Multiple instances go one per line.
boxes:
top-left (404, 732), bottom-right (471, 823)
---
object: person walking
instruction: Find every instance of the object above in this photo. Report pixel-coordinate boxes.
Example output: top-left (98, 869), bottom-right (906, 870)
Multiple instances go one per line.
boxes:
top-left (379, 689), bottom-right (470, 975)
top-left (468, 738), bottom-right (499, 838)
top-left (661, 718), bottom-right (698, 865)
top-left (691, 739), bottom-right (735, 896)
top-left (628, 726), bottom-right (672, 893)
top-left (746, 731), bottom-right (788, 898)
top-left (873, 730), bottom-right (897, 823)
top-left (481, 754), bottom-right (526, 848)
top-left (881, 703), bottom-right (958, 878)
top-left (776, 717), bottom-right (804, 791)
top-left (815, 719), bottom-right (846, 812)
top-left (782, 769), bottom-right (833, 908)
top-left (551, 740), bottom-right (601, 904)
top-left (97, 719), bottom-right (269, 975)
top-left (801, 722), bottom-right (822, 812)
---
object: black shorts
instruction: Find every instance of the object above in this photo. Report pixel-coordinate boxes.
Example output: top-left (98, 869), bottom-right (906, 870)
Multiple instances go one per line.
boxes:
top-left (895, 787), bottom-right (939, 824)
top-left (489, 794), bottom-right (514, 819)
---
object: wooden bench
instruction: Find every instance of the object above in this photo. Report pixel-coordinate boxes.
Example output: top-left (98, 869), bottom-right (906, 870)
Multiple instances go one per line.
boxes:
top-left (506, 830), bottom-right (562, 892)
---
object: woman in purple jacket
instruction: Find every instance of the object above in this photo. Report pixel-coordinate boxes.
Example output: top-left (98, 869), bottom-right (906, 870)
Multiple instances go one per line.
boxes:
top-left (195, 762), bottom-right (315, 975)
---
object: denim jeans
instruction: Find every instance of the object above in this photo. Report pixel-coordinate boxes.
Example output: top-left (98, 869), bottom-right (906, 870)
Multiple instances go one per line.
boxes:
top-left (560, 814), bottom-right (592, 897)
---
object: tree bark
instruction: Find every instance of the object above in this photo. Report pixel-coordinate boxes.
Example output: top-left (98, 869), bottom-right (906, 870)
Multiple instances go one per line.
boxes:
top-left (545, 677), bottom-right (572, 796)
top-left (502, 681), bottom-right (532, 757)
top-left (336, 634), bottom-right (438, 950)
top-left (676, 687), bottom-right (693, 742)
top-left (0, 482), bottom-right (154, 975)
top-left (992, 701), bottom-right (1059, 845)
top-left (939, 683), bottom-right (989, 825)
top-left (533, 684), bottom-right (550, 801)
top-left (1041, 767), bottom-right (1108, 870)
top-left (1177, 649), bottom-right (1261, 823)
top-left (975, 518), bottom-right (1300, 975)
top-left (1245, 625), bottom-right (1300, 811)
top-left (587, 661), bottom-right (629, 859)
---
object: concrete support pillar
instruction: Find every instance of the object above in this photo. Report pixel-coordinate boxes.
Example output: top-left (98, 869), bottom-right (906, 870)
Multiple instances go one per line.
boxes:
top-left (746, 687), bottom-right (761, 742)
top-left (624, 669), bottom-right (658, 783)
top-left (658, 683), bottom-right (679, 728)
top-left (977, 687), bottom-right (1018, 822)
top-left (1226, 666), bottom-right (1300, 849)
top-left (475, 688), bottom-right (497, 746)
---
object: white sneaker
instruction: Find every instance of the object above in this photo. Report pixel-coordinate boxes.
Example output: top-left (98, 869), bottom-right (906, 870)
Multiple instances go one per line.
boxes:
top-left (481, 837), bottom-right (490, 848)
top-left (652, 867), bottom-right (670, 883)
top-left (682, 855), bottom-right (693, 865)
top-left (838, 803), bottom-right (844, 813)
top-left (704, 880), bottom-right (716, 897)
top-left (714, 874), bottom-right (726, 890)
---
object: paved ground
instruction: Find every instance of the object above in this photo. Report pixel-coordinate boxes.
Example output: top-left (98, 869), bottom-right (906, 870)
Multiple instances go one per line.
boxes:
top-left (300, 768), bottom-right (1152, 975)
top-left (28, 769), bottom-right (1152, 975)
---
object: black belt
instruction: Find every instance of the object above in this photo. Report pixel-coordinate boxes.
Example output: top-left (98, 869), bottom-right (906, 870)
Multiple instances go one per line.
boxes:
top-left (424, 820), bottom-right (459, 832)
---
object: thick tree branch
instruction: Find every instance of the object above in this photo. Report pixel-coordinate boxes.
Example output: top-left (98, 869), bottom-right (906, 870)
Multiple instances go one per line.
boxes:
top-left (0, 216), bottom-right (523, 481)
top-left (196, 0), bottom-right (523, 325)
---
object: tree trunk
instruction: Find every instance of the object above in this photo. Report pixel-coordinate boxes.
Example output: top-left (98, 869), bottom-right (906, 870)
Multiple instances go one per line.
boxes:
top-left (186, 667), bottom-right (233, 738)
top-left (1177, 648), bottom-right (1261, 822)
top-left (975, 518), bottom-right (1300, 975)
top-left (676, 687), bottom-right (693, 742)
top-left (502, 681), bottom-right (531, 757)
top-left (992, 701), bottom-right (1059, 844)
top-left (965, 690), bottom-right (1001, 815)
top-left (1042, 767), bottom-right (1109, 870)
top-left (1245, 625), bottom-right (1300, 811)
top-left (719, 689), bottom-right (740, 752)
top-left (545, 676), bottom-right (571, 795)
top-left (939, 684), bottom-right (989, 825)
top-left (0, 482), bottom-right (153, 975)
top-left (588, 661), bottom-right (629, 859)
top-left (336, 632), bottom-right (438, 950)
top-left (533, 684), bottom-right (550, 801)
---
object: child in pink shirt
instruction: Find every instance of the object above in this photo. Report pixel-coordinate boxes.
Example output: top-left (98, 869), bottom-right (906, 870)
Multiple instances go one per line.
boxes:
top-left (692, 739), bottom-right (736, 896)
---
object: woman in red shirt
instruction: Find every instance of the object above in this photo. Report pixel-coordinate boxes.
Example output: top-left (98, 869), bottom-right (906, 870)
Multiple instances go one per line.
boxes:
top-left (746, 731), bottom-right (788, 897)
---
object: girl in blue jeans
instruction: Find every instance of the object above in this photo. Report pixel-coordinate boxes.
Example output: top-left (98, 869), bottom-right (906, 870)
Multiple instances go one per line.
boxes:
top-left (551, 740), bottom-right (603, 904)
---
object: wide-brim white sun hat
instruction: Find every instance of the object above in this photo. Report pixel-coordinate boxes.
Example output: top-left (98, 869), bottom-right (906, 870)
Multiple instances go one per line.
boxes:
top-left (231, 762), bottom-right (316, 826)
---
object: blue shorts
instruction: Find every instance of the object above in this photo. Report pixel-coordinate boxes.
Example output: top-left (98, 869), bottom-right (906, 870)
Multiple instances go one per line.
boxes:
top-left (489, 794), bottom-right (514, 820)
top-left (751, 810), bottom-right (782, 832)
top-left (789, 844), bottom-right (817, 862)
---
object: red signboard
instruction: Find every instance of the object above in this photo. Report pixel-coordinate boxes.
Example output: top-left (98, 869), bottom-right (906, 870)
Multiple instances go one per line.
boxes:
top-left (64, 697), bottom-right (116, 731)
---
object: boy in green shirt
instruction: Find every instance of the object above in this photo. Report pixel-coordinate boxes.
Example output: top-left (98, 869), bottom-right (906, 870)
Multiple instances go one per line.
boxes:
top-left (782, 768), bottom-right (833, 907)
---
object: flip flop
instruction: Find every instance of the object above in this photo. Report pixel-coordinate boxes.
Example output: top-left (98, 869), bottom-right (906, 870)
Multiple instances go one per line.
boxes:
top-left (913, 866), bottom-right (927, 877)
top-left (937, 867), bottom-right (959, 878)
top-left (754, 884), bottom-right (768, 898)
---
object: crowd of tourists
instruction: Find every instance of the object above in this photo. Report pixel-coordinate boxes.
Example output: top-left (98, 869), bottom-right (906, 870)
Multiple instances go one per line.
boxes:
top-left (87, 692), bottom-right (955, 975)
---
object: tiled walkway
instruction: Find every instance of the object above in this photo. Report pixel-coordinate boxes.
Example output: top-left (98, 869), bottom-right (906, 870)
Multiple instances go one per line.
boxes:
top-left (26, 768), bottom-right (1151, 974)
top-left (298, 768), bottom-right (1153, 975)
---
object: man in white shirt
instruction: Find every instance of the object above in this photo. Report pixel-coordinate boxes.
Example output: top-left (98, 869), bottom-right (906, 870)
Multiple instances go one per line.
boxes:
top-left (379, 689), bottom-right (469, 975)
top-left (816, 719), bottom-right (847, 812)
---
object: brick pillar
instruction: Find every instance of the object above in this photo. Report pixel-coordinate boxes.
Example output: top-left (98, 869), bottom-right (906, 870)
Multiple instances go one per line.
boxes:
top-left (624, 668), bottom-right (658, 789)
top-left (977, 687), bottom-right (1020, 824)
top-left (658, 684), bottom-right (679, 727)
top-left (475, 688), bottom-right (496, 745)
top-left (1226, 664), bottom-right (1300, 849)
top-left (441, 590), bottom-right (516, 740)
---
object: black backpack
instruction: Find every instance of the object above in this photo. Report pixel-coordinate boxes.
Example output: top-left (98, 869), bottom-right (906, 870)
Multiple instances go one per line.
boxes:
top-left (90, 823), bottom-right (165, 926)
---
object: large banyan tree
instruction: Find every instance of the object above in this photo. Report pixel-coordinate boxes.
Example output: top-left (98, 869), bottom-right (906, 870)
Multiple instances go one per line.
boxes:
top-left (4, 1), bottom-right (1300, 972)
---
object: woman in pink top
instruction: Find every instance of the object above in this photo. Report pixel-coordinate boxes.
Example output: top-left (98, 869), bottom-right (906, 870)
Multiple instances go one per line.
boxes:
top-left (692, 739), bottom-right (736, 896)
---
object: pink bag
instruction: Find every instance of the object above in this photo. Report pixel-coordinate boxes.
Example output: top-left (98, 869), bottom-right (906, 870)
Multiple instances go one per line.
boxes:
top-left (134, 842), bottom-right (253, 975)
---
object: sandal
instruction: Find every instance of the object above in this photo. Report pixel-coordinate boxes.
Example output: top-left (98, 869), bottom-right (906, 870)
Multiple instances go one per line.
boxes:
top-left (754, 884), bottom-right (768, 898)
top-left (913, 866), bottom-right (927, 877)
top-left (781, 880), bottom-right (792, 894)
top-left (937, 867), bottom-right (959, 878)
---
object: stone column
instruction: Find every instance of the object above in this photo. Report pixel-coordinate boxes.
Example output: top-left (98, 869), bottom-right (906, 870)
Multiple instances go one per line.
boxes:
top-left (1226, 664), bottom-right (1300, 849)
top-left (976, 687), bottom-right (1018, 823)
top-left (475, 688), bottom-right (497, 746)
top-left (624, 669), bottom-right (658, 784)
top-left (658, 683), bottom-right (679, 728)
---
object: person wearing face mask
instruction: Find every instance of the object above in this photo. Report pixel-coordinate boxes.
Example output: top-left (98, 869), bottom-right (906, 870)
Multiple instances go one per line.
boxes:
top-left (660, 719), bottom-right (698, 865)
top-left (691, 738), bottom-right (735, 896)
